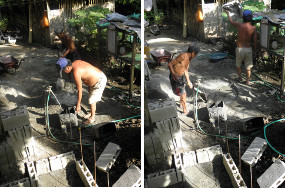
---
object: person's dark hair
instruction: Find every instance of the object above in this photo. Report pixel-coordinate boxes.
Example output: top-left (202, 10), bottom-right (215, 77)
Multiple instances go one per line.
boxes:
top-left (54, 28), bottom-right (64, 36)
top-left (62, 60), bottom-right (72, 71)
top-left (187, 43), bottom-right (200, 54)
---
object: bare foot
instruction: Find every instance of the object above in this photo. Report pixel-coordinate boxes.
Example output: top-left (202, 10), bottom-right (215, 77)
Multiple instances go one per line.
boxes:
top-left (84, 118), bottom-right (95, 125)
top-left (246, 81), bottom-right (254, 86)
top-left (84, 112), bottom-right (91, 119)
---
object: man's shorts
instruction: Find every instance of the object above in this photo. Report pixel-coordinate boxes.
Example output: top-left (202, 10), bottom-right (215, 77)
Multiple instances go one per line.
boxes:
top-left (169, 73), bottom-right (186, 96)
top-left (88, 72), bottom-right (107, 104)
top-left (235, 47), bottom-right (253, 69)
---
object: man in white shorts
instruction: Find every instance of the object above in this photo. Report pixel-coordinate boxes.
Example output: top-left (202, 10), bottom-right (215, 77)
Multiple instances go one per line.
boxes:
top-left (225, 9), bottom-right (258, 85)
top-left (61, 60), bottom-right (107, 124)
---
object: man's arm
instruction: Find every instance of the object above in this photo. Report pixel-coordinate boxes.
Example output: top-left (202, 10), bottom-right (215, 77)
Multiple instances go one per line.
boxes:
top-left (225, 10), bottom-right (240, 28)
top-left (73, 71), bottom-right (83, 112)
top-left (184, 62), bottom-right (193, 89)
top-left (62, 49), bottom-right (70, 58)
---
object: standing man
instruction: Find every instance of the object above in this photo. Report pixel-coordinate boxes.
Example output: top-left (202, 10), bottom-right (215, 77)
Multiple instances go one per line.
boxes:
top-left (56, 31), bottom-right (81, 62)
top-left (168, 43), bottom-right (200, 115)
top-left (62, 60), bottom-right (107, 124)
top-left (225, 10), bottom-right (258, 85)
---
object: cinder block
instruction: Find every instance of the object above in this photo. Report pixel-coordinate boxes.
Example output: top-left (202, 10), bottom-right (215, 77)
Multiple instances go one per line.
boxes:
top-left (90, 122), bottom-right (116, 139)
top-left (223, 153), bottom-right (247, 188)
top-left (257, 159), bottom-right (285, 188)
top-left (196, 148), bottom-right (210, 163)
top-left (148, 98), bottom-right (178, 123)
top-left (1, 177), bottom-right (31, 187)
top-left (182, 151), bottom-right (197, 167)
top-left (241, 137), bottom-right (267, 166)
top-left (49, 155), bottom-right (63, 171)
top-left (0, 105), bottom-right (30, 131)
top-left (144, 133), bottom-right (164, 166)
top-left (60, 152), bottom-right (76, 168)
top-left (96, 142), bottom-right (121, 172)
top-left (27, 161), bottom-right (37, 179)
top-left (76, 160), bottom-right (97, 187)
top-left (146, 168), bottom-right (183, 188)
top-left (35, 158), bottom-right (50, 175)
top-left (112, 165), bottom-right (141, 187)
top-left (207, 145), bottom-right (223, 161)
top-left (174, 153), bottom-right (184, 171)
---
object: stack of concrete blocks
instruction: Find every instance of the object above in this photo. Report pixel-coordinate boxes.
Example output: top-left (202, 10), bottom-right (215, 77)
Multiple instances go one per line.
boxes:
top-left (0, 177), bottom-right (32, 187)
top-left (223, 153), bottom-right (247, 188)
top-left (0, 105), bottom-right (30, 132)
top-left (96, 142), bottom-right (122, 172)
top-left (257, 159), bottom-right (285, 188)
top-left (147, 98), bottom-right (178, 124)
top-left (207, 101), bottom-right (227, 125)
top-left (154, 117), bottom-right (182, 152)
top-left (112, 165), bottom-right (141, 187)
top-left (241, 137), bottom-right (267, 167)
top-left (144, 132), bottom-right (164, 166)
top-left (76, 160), bottom-right (97, 187)
top-left (27, 151), bottom-right (76, 187)
top-left (196, 145), bottom-right (223, 163)
top-left (146, 168), bottom-right (183, 188)
top-left (6, 125), bottom-right (35, 160)
top-left (0, 142), bottom-right (17, 183)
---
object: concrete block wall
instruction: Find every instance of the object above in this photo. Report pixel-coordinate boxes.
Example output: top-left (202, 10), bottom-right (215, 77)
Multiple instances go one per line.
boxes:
top-left (257, 159), bottom-right (285, 188)
top-left (112, 165), bottom-right (141, 187)
top-left (241, 137), bottom-right (267, 166)
top-left (196, 145), bottom-right (222, 164)
top-left (144, 132), bottom-right (165, 166)
top-left (174, 153), bottom-right (184, 171)
top-left (0, 142), bottom-right (16, 171)
top-left (96, 142), bottom-right (122, 172)
top-left (148, 98), bottom-right (178, 123)
top-left (146, 168), bottom-right (183, 188)
top-left (76, 160), bottom-right (97, 187)
top-left (0, 105), bottom-right (30, 131)
top-left (223, 153), bottom-right (247, 188)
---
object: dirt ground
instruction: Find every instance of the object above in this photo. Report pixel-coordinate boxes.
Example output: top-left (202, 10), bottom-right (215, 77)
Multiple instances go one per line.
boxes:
top-left (0, 41), bottom-right (141, 186)
top-left (145, 21), bottom-right (285, 187)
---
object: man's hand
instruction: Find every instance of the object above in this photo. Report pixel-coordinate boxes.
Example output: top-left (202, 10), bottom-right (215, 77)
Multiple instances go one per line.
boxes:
top-left (76, 104), bottom-right (81, 113)
top-left (224, 10), bottom-right (229, 15)
top-left (187, 81), bottom-right (193, 89)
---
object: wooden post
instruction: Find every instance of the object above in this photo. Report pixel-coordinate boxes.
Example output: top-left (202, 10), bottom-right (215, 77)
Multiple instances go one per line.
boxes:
top-left (182, 0), bottom-right (187, 38)
top-left (129, 33), bottom-right (137, 101)
top-left (238, 134), bottom-right (241, 175)
top-left (28, 3), bottom-right (33, 44)
top-left (226, 124), bottom-right (229, 153)
top-left (281, 46), bottom-right (285, 96)
top-left (94, 141), bottom-right (96, 185)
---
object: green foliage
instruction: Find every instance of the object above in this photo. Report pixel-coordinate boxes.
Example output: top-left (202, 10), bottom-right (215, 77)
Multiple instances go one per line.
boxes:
top-left (0, 18), bottom-right (8, 31)
top-left (67, 6), bottom-right (110, 51)
top-left (242, 0), bottom-right (267, 12)
top-left (144, 9), bottom-right (165, 25)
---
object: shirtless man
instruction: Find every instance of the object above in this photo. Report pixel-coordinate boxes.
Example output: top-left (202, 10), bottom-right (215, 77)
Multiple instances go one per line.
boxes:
top-left (56, 31), bottom-right (81, 62)
top-left (168, 43), bottom-right (200, 114)
top-left (225, 10), bottom-right (258, 85)
top-left (62, 60), bottom-right (107, 124)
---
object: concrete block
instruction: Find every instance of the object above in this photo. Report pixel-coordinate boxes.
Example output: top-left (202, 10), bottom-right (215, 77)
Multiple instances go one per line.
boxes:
top-left (49, 155), bottom-right (63, 171)
top-left (60, 152), bottom-right (76, 168)
top-left (90, 122), bottom-right (116, 139)
top-left (207, 145), bottom-right (223, 161)
top-left (96, 142), bottom-right (121, 172)
top-left (241, 137), bottom-right (267, 166)
top-left (112, 165), bottom-right (141, 187)
top-left (174, 153), bottom-right (184, 171)
top-left (257, 159), bottom-right (285, 188)
top-left (35, 158), bottom-right (50, 175)
top-left (144, 133), bottom-right (163, 166)
top-left (196, 148), bottom-right (210, 163)
top-left (148, 98), bottom-right (178, 123)
top-left (27, 161), bottom-right (37, 179)
top-left (0, 105), bottom-right (30, 131)
top-left (0, 177), bottom-right (31, 187)
top-left (223, 153), bottom-right (247, 188)
top-left (182, 151), bottom-right (197, 167)
top-left (76, 160), bottom-right (97, 187)
top-left (146, 168), bottom-right (183, 188)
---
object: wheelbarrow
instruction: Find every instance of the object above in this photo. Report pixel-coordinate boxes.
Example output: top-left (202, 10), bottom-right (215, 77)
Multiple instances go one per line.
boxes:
top-left (0, 55), bottom-right (24, 73)
top-left (151, 49), bottom-right (176, 66)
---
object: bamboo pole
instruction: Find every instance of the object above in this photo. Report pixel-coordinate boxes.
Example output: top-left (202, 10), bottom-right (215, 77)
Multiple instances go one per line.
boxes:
top-left (239, 134), bottom-right (241, 175)
top-left (79, 128), bottom-right (84, 166)
top-left (94, 141), bottom-right (96, 185)
top-left (182, 0), bottom-right (187, 38)
top-left (28, 2), bottom-right (33, 44)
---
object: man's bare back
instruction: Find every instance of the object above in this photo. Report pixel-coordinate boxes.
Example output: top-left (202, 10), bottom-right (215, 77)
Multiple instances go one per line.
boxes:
top-left (170, 53), bottom-right (190, 77)
top-left (72, 60), bottom-right (102, 87)
top-left (236, 22), bottom-right (256, 48)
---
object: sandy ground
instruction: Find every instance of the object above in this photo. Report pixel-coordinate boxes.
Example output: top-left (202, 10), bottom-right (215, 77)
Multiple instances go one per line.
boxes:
top-left (145, 22), bottom-right (285, 187)
top-left (0, 41), bottom-right (141, 186)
